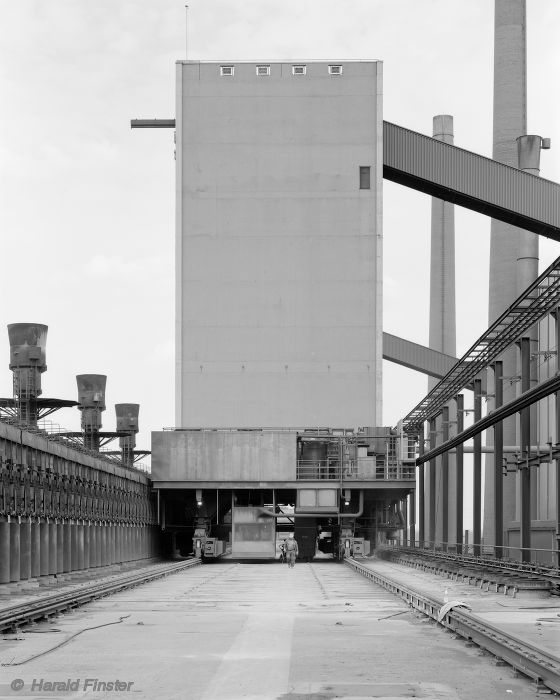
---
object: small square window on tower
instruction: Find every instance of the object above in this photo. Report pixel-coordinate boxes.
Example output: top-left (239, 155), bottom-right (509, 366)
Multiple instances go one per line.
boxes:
top-left (359, 166), bottom-right (371, 189)
top-left (328, 64), bottom-right (343, 75)
top-left (220, 65), bottom-right (234, 76)
top-left (256, 65), bottom-right (271, 76)
top-left (292, 65), bottom-right (306, 75)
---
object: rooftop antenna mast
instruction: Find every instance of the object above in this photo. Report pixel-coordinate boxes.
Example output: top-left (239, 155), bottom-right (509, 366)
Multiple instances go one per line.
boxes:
top-left (185, 4), bottom-right (189, 60)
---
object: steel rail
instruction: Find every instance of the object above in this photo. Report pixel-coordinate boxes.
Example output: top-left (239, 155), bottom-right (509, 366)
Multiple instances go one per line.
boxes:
top-left (345, 558), bottom-right (560, 694)
top-left (390, 546), bottom-right (560, 581)
top-left (0, 559), bottom-right (201, 633)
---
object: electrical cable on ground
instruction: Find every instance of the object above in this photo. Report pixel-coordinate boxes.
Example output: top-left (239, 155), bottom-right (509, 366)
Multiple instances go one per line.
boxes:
top-left (1, 615), bottom-right (131, 666)
top-left (377, 609), bottom-right (411, 621)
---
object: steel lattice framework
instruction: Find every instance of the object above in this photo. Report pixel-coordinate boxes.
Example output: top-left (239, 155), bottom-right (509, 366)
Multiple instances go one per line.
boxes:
top-left (402, 254), bottom-right (560, 432)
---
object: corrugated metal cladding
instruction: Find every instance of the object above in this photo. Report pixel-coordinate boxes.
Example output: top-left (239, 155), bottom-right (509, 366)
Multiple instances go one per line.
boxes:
top-left (383, 121), bottom-right (560, 232)
top-left (382, 332), bottom-right (457, 380)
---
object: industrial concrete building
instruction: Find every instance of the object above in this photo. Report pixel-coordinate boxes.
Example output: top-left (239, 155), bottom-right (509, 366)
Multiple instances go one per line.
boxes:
top-left (153, 60), bottom-right (415, 559)
top-left (175, 60), bottom-right (383, 429)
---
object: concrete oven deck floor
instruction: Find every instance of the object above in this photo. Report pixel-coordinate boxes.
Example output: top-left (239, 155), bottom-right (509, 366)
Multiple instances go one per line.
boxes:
top-left (0, 560), bottom-right (545, 699)
top-left (357, 558), bottom-right (560, 662)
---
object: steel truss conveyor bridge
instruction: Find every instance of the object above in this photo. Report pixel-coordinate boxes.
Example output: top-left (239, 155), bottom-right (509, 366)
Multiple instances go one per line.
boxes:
top-left (383, 121), bottom-right (560, 241)
top-left (133, 117), bottom-right (560, 242)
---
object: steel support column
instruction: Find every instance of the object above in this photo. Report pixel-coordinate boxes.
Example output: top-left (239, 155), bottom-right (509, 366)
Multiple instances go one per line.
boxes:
top-left (442, 406), bottom-right (449, 549)
top-left (519, 337), bottom-right (531, 562)
top-left (429, 418), bottom-right (436, 547)
top-left (56, 520), bottom-right (64, 573)
top-left (49, 521), bottom-right (57, 575)
top-left (96, 523), bottom-right (102, 566)
top-left (10, 519), bottom-right (20, 582)
top-left (70, 520), bottom-right (78, 571)
top-left (20, 517), bottom-right (31, 580)
top-left (100, 523), bottom-right (107, 566)
top-left (455, 394), bottom-right (464, 553)
top-left (555, 389), bottom-right (560, 569)
top-left (408, 452), bottom-right (416, 548)
top-left (40, 520), bottom-right (49, 576)
top-left (77, 522), bottom-right (85, 570)
top-left (556, 309), bottom-right (560, 568)
top-left (473, 379), bottom-right (482, 556)
top-left (0, 518), bottom-right (10, 584)
top-left (402, 498), bottom-right (408, 547)
top-left (84, 522), bottom-right (90, 570)
top-left (63, 520), bottom-right (72, 573)
top-left (493, 361), bottom-right (504, 558)
top-left (31, 519), bottom-right (40, 578)
top-left (418, 434), bottom-right (425, 547)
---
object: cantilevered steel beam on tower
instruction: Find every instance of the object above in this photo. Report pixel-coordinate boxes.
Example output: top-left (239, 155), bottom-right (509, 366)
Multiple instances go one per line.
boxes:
top-left (131, 119), bottom-right (176, 128)
top-left (383, 121), bottom-right (560, 241)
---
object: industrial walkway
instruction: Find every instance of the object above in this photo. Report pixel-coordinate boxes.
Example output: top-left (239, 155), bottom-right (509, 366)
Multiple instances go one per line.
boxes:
top-left (0, 561), bottom-right (540, 699)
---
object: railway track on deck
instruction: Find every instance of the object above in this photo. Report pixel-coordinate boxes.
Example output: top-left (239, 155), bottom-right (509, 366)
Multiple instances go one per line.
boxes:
top-left (389, 546), bottom-right (560, 590)
top-left (0, 559), bottom-right (201, 634)
top-left (346, 557), bottom-right (560, 695)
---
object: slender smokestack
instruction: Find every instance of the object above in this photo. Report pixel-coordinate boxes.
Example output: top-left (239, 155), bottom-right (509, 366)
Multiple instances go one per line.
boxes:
top-left (8, 323), bottom-right (48, 428)
top-left (115, 403), bottom-right (139, 467)
top-left (484, 0), bottom-right (527, 546)
top-left (427, 116), bottom-right (456, 547)
top-left (76, 375), bottom-right (106, 451)
top-left (429, 114), bottom-right (456, 386)
top-left (489, 0), bottom-right (527, 321)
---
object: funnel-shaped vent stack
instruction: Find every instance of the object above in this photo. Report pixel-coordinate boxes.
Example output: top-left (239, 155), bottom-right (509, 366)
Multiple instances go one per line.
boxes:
top-left (77, 374), bottom-right (107, 451)
top-left (115, 403), bottom-right (139, 466)
top-left (115, 403), bottom-right (140, 466)
top-left (8, 323), bottom-right (48, 427)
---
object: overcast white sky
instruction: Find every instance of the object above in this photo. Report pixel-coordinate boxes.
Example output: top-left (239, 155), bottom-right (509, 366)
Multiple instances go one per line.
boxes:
top-left (0, 1), bottom-right (559, 464)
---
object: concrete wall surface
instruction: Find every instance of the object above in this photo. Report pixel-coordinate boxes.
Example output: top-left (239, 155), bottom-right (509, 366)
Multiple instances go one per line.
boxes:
top-left (151, 430), bottom-right (297, 482)
top-left (175, 60), bottom-right (383, 428)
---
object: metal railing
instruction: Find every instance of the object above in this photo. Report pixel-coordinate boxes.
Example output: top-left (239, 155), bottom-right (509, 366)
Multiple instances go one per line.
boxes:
top-left (296, 459), bottom-right (416, 481)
